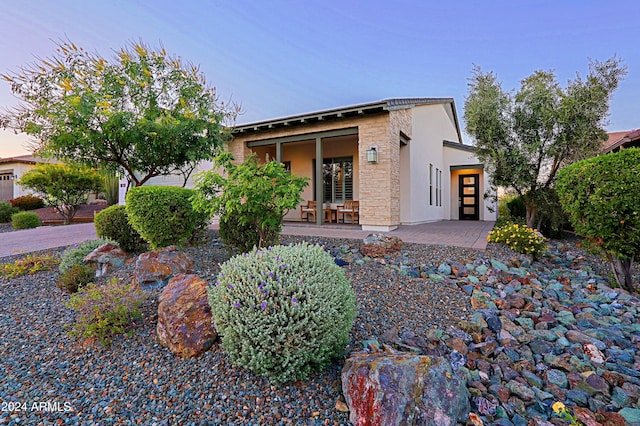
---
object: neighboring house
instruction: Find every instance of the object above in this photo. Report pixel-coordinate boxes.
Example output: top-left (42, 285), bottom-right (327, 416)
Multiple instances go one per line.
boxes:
top-left (0, 154), bottom-right (47, 201)
top-left (228, 98), bottom-right (496, 231)
top-left (603, 129), bottom-right (640, 153)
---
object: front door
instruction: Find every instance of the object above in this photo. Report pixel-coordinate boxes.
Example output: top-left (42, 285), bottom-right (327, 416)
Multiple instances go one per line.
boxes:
top-left (0, 173), bottom-right (13, 201)
top-left (459, 174), bottom-right (479, 220)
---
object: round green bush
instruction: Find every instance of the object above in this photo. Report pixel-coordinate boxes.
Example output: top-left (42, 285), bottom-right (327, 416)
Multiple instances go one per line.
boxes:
top-left (11, 211), bottom-right (40, 229)
top-left (209, 243), bottom-right (356, 385)
top-left (218, 214), bottom-right (262, 253)
top-left (10, 194), bottom-right (45, 210)
top-left (94, 205), bottom-right (147, 253)
top-left (0, 201), bottom-right (19, 223)
top-left (125, 186), bottom-right (208, 249)
top-left (59, 238), bottom-right (114, 274)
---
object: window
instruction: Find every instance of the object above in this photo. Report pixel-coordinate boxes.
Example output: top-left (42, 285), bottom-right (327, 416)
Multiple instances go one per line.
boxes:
top-left (435, 168), bottom-right (439, 206)
top-left (438, 170), bottom-right (443, 207)
top-left (314, 157), bottom-right (353, 203)
top-left (429, 164), bottom-right (433, 206)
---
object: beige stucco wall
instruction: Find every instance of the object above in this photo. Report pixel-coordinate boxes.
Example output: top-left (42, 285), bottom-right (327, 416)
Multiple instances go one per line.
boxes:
top-left (400, 104), bottom-right (461, 224)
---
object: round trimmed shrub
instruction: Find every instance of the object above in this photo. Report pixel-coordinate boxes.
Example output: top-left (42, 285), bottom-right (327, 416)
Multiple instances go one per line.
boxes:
top-left (125, 186), bottom-right (208, 249)
top-left (59, 238), bottom-right (114, 274)
top-left (11, 211), bottom-right (40, 229)
top-left (487, 221), bottom-right (547, 259)
top-left (94, 205), bottom-right (147, 253)
top-left (10, 195), bottom-right (45, 210)
top-left (209, 243), bottom-right (356, 385)
top-left (0, 201), bottom-right (19, 223)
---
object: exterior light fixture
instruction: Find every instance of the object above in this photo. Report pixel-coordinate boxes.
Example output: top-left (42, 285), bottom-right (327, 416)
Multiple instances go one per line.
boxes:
top-left (366, 146), bottom-right (378, 163)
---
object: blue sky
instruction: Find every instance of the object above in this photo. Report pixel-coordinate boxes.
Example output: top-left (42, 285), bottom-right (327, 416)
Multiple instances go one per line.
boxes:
top-left (1, 0), bottom-right (638, 157)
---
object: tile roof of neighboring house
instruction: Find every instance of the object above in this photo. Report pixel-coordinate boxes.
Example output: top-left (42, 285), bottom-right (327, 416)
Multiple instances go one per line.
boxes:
top-left (603, 129), bottom-right (640, 153)
top-left (0, 154), bottom-right (42, 165)
top-left (234, 98), bottom-right (463, 142)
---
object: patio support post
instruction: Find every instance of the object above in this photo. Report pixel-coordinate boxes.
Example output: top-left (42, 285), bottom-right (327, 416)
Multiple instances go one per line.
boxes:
top-left (275, 142), bottom-right (282, 163)
top-left (315, 137), bottom-right (323, 225)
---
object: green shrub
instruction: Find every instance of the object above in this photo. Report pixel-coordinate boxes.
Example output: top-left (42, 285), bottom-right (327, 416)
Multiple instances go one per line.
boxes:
top-left (218, 214), bottom-right (262, 254)
top-left (125, 186), bottom-right (208, 249)
top-left (10, 194), bottom-right (45, 210)
top-left (209, 243), bottom-right (356, 385)
top-left (0, 253), bottom-right (60, 278)
top-left (193, 153), bottom-right (308, 252)
top-left (0, 201), bottom-right (19, 223)
top-left (487, 221), bottom-right (547, 259)
top-left (94, 205), bottom-right (147, 253)
top-left (65, 278), bottom-right (147, 346)
top-left (11, 211), bottom-right (41, 229)
top-left (57, 264), bottom-right (94, 293)
top-left (557, 148), bottom-right (640, 292)
top-left (59, 239), bottom-right (114, 274)
top-left (506, 196), bottom-right (526, 219)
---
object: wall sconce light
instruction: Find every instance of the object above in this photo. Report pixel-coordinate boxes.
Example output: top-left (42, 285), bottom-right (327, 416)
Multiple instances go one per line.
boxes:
top-left (366, 146), bottom-right (378, 163)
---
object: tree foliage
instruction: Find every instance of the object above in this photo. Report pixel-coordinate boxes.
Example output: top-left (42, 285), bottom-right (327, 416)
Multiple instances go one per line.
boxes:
top-left (464, 57), bottom-right (626, 228)
top-left (19, 163), bottom-right (103, 224)
top-left (1, 40), bottom-right (238, 187)
top-left (193, 153), bottom-right (309, 250)
top-left (556, 148), bottom-right (640, 292)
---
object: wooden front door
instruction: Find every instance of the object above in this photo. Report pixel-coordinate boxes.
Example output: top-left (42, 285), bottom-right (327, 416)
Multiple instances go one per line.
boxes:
top-left (458, 174), bottom-right (479, 220)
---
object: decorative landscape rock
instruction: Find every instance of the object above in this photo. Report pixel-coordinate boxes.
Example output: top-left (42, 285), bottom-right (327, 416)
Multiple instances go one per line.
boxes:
top-left (134, 245), bottom-right (195, 289)
top-left (83, 243), bottom-right (127, 277)
top-left (156, 274), bottom-right (217, 358)
top-left (360, 234), bottom-right (403, 258)
top-left (342, 346), bottom-right (470, 425)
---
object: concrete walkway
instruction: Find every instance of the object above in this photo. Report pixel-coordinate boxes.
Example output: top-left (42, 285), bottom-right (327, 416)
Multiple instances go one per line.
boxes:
top-left (0, 220), bottom-right (494, 259)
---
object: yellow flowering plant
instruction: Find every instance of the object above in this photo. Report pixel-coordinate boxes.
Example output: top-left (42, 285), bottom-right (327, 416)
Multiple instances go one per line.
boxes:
top-left (552, 402), bottom-right (582, 425)
top-left (487, 221), bottom-right (547, 259)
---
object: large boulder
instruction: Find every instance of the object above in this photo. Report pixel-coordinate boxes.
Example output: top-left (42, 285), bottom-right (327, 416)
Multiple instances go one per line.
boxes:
top-left (360, 234), bottom-right (403, 258)
top-left (342, 347), bottom-right (470, 426)
top-left (156, 274), bottom-right (217, 358)
top-left (84, 243), bottom-right (127, 277)
top-left (134, 246), bottom-right (195, 289)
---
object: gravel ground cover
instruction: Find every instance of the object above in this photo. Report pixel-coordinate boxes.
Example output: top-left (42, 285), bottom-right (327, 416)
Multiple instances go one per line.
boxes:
top-left (0, 231), bottom-right (638, 425)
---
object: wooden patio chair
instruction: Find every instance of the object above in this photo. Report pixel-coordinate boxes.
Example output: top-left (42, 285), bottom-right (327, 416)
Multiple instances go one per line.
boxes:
top-left (337, 200), bottom-right (359, 224)
top-left (300, 200), bottom-right (317, 222)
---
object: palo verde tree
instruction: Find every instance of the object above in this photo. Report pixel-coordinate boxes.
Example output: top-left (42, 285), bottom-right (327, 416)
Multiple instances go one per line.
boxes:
top-left (1, 40), bottom-right (238, 187)
top-left (19, 163), bottom-right (103, 225)
top-left (464, 57), bottom-right (626, 229)
top-left (556, 149), bottom-right (640, 292)
top-left (193, 153), bottom-right (309, 251)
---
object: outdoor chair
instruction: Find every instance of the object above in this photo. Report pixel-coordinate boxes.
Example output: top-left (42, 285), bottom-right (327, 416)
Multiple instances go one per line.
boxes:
top-left (337, 200), bottom-right (359, 224)
top-left (300, 200), bottom-right (317, 222)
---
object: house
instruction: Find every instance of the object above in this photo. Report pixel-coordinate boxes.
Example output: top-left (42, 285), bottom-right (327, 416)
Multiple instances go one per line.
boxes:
top-left (0, 155), bottom-right (47, 201)
top-left (603, 129), bottom-right (640, 153)
top-left (228, 98), bottom-right (496, 231)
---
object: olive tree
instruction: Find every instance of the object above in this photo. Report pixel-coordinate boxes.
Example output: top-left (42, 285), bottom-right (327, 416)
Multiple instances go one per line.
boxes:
top-left (19, 163), bottom-right (103, 224)
top-left (1, 41), bottom-right (238, 187)
top-left (556, 148), bottom-right (640, 292)
top-left (464, 58), bottom-right (626, 229)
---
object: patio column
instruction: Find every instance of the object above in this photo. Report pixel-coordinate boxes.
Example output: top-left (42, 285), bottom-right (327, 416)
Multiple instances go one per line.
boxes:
top-left (315, 136), bottom-right (323, 225)
top-left (275, 142), bottom-right (282, 163)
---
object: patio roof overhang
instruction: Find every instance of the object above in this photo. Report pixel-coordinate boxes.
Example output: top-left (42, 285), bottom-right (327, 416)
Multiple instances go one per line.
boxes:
top-left (233, 98), bottom-right (460, 139)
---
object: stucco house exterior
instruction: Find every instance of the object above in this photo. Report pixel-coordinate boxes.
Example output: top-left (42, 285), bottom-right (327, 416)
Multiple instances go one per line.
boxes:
top-left (0, 155), bottom-right (47, 201)
top-left (228, 98), bottom-right (496, 231)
